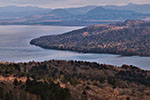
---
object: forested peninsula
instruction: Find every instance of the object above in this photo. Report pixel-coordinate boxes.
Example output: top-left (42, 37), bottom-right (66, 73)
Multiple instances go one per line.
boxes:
top-left (31, 20), bottom-right (150, 56)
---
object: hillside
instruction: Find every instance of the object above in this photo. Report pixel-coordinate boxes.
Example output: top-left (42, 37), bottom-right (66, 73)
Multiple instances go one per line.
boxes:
top-left (65, 6), bottom-right (97, 15)
top-left (83, 7), bottom-right (145, 20)
top-left (30, 20), bottom-right (150, 56)
top-left (49, 9), bottom-right (72, 18)
top-left (0, 60), bottom-right (150, 100)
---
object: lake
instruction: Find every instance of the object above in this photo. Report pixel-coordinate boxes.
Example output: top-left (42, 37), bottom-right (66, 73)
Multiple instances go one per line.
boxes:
top-left (0, 25), bottom-right (150, 70)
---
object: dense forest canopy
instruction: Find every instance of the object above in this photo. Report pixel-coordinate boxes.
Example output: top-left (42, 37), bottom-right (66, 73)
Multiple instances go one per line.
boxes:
top-left (0, 60), bottom-right (150, 100)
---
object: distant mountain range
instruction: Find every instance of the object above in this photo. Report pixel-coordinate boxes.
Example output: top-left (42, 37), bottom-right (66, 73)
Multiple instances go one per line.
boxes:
top-left (30, 20), bottom-right (150, 56)
top-left (0, 6), bottom-right (51, 20)
top-left (82, 7), bottom-right (146, 20)
top-left (1, 3), bottom-right (150, 25)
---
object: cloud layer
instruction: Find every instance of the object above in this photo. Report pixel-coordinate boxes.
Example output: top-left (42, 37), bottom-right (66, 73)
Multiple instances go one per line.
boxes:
top-left (0, 0), bottom-right (149, 8)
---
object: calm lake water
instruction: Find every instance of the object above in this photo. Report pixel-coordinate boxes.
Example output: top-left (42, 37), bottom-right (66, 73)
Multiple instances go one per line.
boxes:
top-left (0, 25), bottom-right (150, 70)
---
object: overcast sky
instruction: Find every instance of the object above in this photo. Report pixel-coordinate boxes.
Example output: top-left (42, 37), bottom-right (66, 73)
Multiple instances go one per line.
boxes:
top-left (0, 0), bottom-right (150, 8)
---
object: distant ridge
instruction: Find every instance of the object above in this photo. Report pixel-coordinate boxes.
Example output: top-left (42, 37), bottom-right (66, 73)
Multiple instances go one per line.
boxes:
top-left (65, 5), bottom-right (97, 15)
top-left (49, 9), bottom-right (72, 18)
top-left (104, 3), bottom-right (150, 14)
top-left (84, 7), bottom-right (140, 20)
top-left (0, 4), bottom-right (150, 25)
top-left (0, 6), bottom-right (51, 20)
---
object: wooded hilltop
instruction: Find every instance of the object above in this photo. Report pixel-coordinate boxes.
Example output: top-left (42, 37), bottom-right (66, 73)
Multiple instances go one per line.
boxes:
top-left (0, 60), bottom-right (150, 100)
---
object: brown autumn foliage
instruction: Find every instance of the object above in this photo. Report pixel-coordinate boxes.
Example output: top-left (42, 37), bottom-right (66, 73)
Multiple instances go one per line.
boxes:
top-left (0, 60), bottom-right (150, 100)
top-left (30, 20), bottom-right (150, 56)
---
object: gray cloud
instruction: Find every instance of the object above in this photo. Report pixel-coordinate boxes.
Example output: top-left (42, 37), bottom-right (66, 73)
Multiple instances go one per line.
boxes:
top-left (0, 0), bottom-right (149, 8)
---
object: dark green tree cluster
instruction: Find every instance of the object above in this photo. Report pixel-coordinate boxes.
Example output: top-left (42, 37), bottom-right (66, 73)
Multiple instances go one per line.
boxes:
top-left (0, 87), bottom-right (13, 100)
top-left (25, 78), bottom-right (70, 100)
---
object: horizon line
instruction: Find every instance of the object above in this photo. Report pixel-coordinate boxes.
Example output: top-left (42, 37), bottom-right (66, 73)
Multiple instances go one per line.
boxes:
top-left (0, 3), bottom-right (149, 9)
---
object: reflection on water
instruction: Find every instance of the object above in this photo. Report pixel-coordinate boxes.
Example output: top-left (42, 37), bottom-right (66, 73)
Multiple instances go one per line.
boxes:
top-left (0, 25), bottom-right (149, 70)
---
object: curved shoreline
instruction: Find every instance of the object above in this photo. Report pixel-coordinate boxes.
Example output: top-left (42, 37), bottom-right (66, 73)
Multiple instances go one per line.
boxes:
top-left (30, 42), bottom-right (150, 57)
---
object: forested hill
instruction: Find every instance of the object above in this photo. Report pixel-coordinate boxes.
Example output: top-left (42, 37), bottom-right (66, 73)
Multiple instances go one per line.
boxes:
top-left (30, 20), bottom-right (150, 56)
top-left (0, 60), bottom-right (150, 100)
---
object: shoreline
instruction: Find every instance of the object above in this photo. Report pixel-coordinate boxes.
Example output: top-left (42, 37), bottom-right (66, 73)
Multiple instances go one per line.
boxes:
top-left (30, 43), bottom-right (150, 57)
